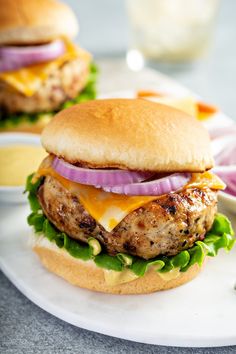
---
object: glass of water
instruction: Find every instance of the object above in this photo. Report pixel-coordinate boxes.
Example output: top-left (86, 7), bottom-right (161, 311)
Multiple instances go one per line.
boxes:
top-left (126, 0), bottom-right (219, 67)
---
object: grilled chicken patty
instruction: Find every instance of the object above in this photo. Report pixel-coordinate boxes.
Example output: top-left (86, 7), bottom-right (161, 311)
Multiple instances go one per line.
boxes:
top-left (38, 176), bottom-right (217, 260)
top-left (0, 58), bottom-right (89, 114)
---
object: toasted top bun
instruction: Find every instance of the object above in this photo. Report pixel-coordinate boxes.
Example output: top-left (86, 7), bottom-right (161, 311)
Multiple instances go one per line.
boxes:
top-left (0, 0), bottom-right (78, 45)
top-left (42, 99), bottom-right (214, 172)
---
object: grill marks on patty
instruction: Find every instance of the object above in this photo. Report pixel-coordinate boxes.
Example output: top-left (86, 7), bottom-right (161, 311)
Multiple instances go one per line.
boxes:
top-left (37, 176), bottom-right (217, 260)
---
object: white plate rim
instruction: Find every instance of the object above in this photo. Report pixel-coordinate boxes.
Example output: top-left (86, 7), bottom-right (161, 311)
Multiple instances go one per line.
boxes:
top-left (1, 258), bottom-right (236, 348)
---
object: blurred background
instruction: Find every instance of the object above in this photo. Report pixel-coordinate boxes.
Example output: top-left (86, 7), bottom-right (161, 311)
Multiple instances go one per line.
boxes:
top-left (65, 0), bottom-right (235, 119)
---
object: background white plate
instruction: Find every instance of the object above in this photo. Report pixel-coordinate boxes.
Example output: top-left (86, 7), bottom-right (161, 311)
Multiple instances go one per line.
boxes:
top-left (0, 202), bottom-right (236, 347)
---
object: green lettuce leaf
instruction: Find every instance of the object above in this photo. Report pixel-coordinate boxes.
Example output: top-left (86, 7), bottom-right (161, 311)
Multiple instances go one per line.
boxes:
top-left (94, 254), bottom-right (124, 271)
top-left (43, 219), bottom-right (58, 241)
top-left (130, 258), bottom-right (165, 276)
top-left (63, 233), bottom-right (92, 260)
top-left (25, 174), bottom-right (44, 212)
top-left (210, 213), bottom-right (234, 236)
top-left (27, 212), bottom-right (46, 232)
top-left (0, 62), bottom-right (98, 128)
top-left (26, 174), bottom-right (235, 277)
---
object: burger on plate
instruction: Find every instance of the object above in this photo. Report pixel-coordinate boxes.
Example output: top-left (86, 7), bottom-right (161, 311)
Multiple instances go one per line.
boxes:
top-left (0, 0), bottom-right (97, 133)
top-left (26, 99), bottom-right (234, 294)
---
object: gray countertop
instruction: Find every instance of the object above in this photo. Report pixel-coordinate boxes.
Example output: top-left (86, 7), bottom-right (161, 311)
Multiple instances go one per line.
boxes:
top-left (1, 0), bottom-right (236, 353)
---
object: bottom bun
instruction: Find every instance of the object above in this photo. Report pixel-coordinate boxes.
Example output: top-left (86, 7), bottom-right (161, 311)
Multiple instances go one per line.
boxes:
top-left (32, 236), bottom-right (202, 295)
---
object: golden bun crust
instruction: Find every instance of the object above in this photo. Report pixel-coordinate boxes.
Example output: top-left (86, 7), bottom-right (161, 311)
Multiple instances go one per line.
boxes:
top-left (0, 0), bottom-right (78, 45)
top-left (33, 240), bottom-right (202, 295)
top-left (42, 99), bottom-right (214, 172)
top-left (0, 115), bottom-right (51, 134)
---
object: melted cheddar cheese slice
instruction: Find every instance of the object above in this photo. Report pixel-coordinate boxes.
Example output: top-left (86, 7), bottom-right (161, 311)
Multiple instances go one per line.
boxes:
top-left (34, 156), bottom-right (225, 232)
top-left (35, 158), bottom-right (157, 232)
top-left (0, 38), bottom-right (91, 97)
top-left (187, 171), bottom-right (225, 190)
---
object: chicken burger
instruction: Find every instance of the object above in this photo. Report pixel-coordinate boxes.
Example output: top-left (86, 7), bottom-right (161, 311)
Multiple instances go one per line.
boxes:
top-left (26, 99), bottom-right (234, 294)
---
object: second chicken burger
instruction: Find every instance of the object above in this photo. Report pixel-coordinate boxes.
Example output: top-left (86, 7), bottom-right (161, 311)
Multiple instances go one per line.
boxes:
top-left (0, 0), bottom-right (97, 133)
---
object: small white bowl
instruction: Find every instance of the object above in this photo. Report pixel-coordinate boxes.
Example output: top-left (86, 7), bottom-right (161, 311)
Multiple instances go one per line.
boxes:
top-left (219, 191), bottom-right (236, 215)
top-left (0, 133), bottom-right (41, 204)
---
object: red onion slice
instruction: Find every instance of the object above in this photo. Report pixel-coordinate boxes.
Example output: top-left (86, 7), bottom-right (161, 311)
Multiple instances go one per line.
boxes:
top-left (0, 39), bottom-right (65, 72)
top-left (102, 173), bottom-right (191, 196)
top-left (52, 157), bottom-right (154, 187)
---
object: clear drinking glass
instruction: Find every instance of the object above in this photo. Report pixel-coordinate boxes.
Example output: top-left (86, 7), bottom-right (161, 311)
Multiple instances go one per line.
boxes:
top-left (126, 0), bottom-right (219, 66)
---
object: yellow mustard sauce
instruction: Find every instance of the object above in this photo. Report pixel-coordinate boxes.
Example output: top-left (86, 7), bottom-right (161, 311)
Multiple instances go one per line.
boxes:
top-left (0, 145), bottom-right (47, 186)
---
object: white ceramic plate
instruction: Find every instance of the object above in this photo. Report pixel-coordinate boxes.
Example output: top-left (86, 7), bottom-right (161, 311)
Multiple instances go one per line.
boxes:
top-left (1, 68), bottom-right (236, 347)
top-left (219, 192), bottom-right (236, 215)
top-left (0, 133), bottom-right (41, 203)
top-left (0, 202), bottom-right (236, 347)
